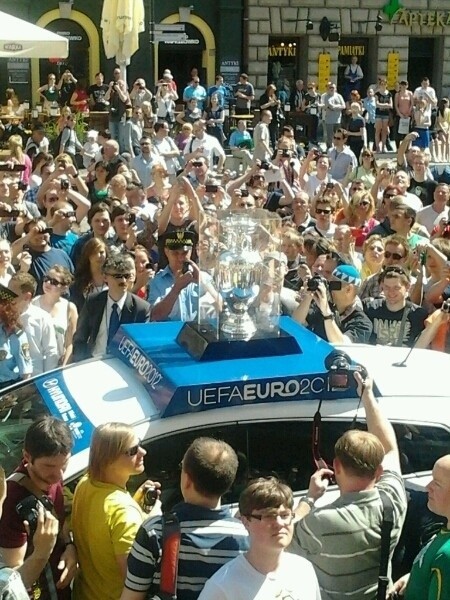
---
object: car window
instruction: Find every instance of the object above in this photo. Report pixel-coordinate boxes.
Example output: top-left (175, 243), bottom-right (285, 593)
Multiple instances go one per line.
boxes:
top-left (143, 420), bottom-right (450, 508)
top-left (0, 381), bottom-right (51, 475)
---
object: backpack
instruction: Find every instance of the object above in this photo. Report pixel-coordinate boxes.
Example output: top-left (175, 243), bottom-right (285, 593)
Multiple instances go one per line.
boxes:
top-left (50, 126), bottom-right (69, 156)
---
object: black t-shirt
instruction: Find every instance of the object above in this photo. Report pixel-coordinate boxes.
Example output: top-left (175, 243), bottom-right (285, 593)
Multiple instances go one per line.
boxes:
top-left (375, 91), bottom-right (392, 117)
top-left (306, 302), bottom-right (373, 343)
top-left (408, 177), bottom-right (437, 207)
top-left (363, 298), bottom-right (427, 347)
top-left (348, 116), bottom-right (365, 135)
top-left (88, 83), bottom-right (109, 111)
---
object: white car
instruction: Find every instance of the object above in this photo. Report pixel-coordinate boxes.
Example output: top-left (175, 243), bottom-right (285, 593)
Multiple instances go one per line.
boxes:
top-left (1, 317), bottom-right (449, 511)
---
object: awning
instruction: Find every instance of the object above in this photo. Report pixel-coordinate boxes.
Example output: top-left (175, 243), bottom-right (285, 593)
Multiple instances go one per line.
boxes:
top-left (0, 10), bottom-right (69, 59)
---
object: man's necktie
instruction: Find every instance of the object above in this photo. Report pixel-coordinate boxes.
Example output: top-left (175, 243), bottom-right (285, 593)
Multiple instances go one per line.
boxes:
top-left (107, 303), bottom-right (120, 346)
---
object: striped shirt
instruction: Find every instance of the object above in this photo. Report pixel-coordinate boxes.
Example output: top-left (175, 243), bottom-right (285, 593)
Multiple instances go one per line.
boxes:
top-left (292, 470), bottom-right (407, 600)
top-left (124, 502), bottom-right (249, 600)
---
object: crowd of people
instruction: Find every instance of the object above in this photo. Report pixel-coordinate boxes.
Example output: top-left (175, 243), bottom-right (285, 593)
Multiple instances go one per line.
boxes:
top-left (0, 65), bottom-right (449, 599)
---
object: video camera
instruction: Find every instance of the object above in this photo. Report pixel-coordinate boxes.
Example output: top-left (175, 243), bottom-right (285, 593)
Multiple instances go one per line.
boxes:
top-left (307, 275), bottom-right (342, 293)
top-left (325, 350), bottom-right (368, 391)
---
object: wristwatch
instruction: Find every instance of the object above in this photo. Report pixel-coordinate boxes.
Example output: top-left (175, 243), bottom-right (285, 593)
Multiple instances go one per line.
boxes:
top-left (322, 313), bottom-right (334, 320)
top-left (299, 496), bottom-right (315, 509)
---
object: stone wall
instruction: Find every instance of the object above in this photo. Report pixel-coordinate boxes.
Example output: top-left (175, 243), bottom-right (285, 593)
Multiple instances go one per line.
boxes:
top-left (247, 0), bottom-right (450, 97)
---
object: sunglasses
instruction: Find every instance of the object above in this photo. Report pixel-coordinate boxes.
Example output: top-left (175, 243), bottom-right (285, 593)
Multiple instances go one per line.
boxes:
top-left (384, 251), bottom-right (404, 260)
top-left (107, 273), bottom-right (134, 280)
top-left (43, 276), bottom-right (64, 287)
top-left (316, 208), bottom-right (332, 215)
top-left (333, 136), bottom-right (343, 141)
top-left (358, 201), bottom-right (370, 207)
top-left (124, 440), bottom-right (142, 456)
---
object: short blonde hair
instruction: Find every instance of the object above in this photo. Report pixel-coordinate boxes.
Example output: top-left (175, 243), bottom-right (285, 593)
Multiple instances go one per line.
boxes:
top-left (89, 423), bottom-right (136, 481)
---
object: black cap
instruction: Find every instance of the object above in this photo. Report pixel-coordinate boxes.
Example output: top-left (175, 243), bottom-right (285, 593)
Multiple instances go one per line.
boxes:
top-left (162, 230), bottom-right (195, 250)
top-left (0, 284), bottom-right (17, 303)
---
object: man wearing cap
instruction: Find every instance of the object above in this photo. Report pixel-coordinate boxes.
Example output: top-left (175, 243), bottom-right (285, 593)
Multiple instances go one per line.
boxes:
top-left (149, 231), bottom-right (219, 322)
top-left (293, 263), bottom-right (373, 344)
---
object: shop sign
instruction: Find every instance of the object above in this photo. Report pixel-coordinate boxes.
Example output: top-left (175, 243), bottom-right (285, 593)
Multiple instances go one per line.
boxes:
top-left (56, 30), bottom-right (83, 42)
top-left (391, 9), bottom-right (450, 27)
top-left (4, 43), bottom-right (23, 52)
top-left (338, 45), bottom-right (365, 56)
top-left (269, 45), bottom-right (296, 57)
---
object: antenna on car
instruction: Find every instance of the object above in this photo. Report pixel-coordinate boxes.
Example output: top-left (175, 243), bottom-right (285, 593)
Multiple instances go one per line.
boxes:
top-left (392, 344), bottom-right (415, 368)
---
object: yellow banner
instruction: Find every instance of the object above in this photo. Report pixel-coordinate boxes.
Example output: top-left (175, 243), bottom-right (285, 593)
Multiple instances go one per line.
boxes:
top-left (318, 53), bottom-right (331, 94)
top-left (387, 51), bottom-right (399, 90)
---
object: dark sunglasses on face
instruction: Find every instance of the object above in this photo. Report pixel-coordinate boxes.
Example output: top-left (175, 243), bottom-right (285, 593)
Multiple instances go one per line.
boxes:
top-left (358, 201), bottom-right (370, 207)
top-left (384, 251), bottom-right (404, 260)
top-left (333, 136), bottom-right (343, 141)
top-left (124, 440), bottom-right (142, 456)
top-left (316, 208), bottom-right (332, 215)
top-left (107, 272), bottom-right (134, 280)
top-left (43, 276), bottom-right (63, 286)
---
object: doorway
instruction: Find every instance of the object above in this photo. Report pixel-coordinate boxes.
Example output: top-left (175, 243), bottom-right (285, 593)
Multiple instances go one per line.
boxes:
top-left (40, 19), bottom-right (89, 83)
top-left (157, 22), bottom-right (205, 90)
top-left (408, 38), bottom-right (435, 92)
top-left (337, 37), bottom-right (370, 101)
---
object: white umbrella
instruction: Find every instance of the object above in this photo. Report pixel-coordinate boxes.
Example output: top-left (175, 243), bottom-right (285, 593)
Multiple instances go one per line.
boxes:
top-left (0, 10), bottom-right (68, 59)
top-left (101, 0), bottom-right (145, 81)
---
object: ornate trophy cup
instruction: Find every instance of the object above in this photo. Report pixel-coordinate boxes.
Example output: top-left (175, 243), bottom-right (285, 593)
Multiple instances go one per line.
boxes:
top-left (176, 207), bottom-right (300, 360)
top-left (215, 214), bottom-right (261, 339)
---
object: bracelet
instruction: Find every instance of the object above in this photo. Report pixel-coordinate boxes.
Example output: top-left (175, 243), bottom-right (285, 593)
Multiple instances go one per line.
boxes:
top-left (299, 496), bottom-right (315, 509)
top-left (64, 540), bottom-right (76, 549)
top-left (73, 172), bottom-right (79, 178)
top-left (322, 313), bottom-right (334, 320)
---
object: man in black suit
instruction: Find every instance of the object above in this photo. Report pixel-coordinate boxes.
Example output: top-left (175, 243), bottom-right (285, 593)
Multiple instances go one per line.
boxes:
top-left (72, 254), bottom-right (151, 362)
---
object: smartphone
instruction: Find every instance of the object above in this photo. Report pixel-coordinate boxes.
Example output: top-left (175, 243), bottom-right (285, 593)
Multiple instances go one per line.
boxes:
top-left (205, 184), bottom-right (218, 193)
top-left (260, 161), bottom-right (270, 170)
top-left (64, 211), bottom-right (76, 219)
top-left (240, 189), bottom-right (250, 197)
top-left (0, 164), bottom-right (26, 172)
top-left (42, 227), bottom-right (53, 235)
top-left (0, 209), bottom-right (20, 218)
top-left (182, 261), bottom-right (192, 274)
top-left (326, 182), bottom-right (334, 190)
top-left (281, 150), bottom-right (290, 157)
top-left (145, 262), bottom-right (153, 270)
top-left (128, 213), bottom-right (136, 225)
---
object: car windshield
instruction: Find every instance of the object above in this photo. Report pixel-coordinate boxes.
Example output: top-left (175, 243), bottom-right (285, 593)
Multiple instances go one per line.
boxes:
top-left (0, 381), bottom-right (51, 474)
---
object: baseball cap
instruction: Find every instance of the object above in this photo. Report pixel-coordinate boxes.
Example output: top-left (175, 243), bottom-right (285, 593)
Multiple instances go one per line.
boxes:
top-left (0, 284), bottom-right (18, 303)
top-left (163, 230), bottom-right (195, 250)
top-left (332, 264), bottom-right (362, 287)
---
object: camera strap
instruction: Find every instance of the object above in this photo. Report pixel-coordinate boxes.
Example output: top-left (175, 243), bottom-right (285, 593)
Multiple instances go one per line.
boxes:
top-left (377, 490), bottom-right (394, 600)
top-left (312, 400), bottom-right (335, 482)
top-left (156, 512), bottom-right (181, 600)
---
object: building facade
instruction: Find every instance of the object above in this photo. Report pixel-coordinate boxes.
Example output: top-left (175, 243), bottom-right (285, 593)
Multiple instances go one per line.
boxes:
top-left (0, 0), bottom-right (244, 105)
top-left (247, 0), bottom-right (450, 100)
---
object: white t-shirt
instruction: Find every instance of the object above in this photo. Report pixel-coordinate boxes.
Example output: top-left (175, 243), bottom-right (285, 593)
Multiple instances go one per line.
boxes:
top-left (416, 204), bottom-right (449, 234)
top-left (198, 552), bottom-right (321, 600)
top-left (183, 133), bottom-right (225, 165)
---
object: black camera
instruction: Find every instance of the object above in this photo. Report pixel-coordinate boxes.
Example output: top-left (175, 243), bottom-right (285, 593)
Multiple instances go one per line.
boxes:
top-left (143, 486), bottom-right (158, 508)
top-left (260, 161), bottom-right (271, 170)
top-left (16, 495), bottom-right (54, 533)
top-left (306, 274), bottom-right (323, 292)
top-left (442, 300), bottom-right (450, 313)
top-left (60, 179), bottom-right (70, 191)
top-left (326, 351), bottom-right (368, 391)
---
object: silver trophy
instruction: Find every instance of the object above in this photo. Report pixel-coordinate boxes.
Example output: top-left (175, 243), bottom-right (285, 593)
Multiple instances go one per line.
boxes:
top-left (215, 213), bottom-right (262, 339)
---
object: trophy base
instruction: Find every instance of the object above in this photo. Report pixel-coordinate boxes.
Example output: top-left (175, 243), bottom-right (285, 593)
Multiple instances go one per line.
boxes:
top-left (176, 321), bottom-right (302, 361)
top-left (220, 313), bottom-right (257, 340)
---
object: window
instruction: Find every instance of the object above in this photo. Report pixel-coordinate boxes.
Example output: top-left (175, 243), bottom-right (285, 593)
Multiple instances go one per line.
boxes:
top-left (0, 382), bottom-right (51, 475)
top-left (143, 419), bottom-right (450, 508)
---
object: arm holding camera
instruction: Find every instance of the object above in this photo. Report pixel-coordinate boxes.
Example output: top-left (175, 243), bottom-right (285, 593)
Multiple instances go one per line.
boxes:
top-left (0, 504), bottom-right (60, 590)
top-left (354, 371), bottom-right (401, 473)
top-left (67, 187), bottom-right (91, 223)
top-left (312, 280), bottom-right (354, 345)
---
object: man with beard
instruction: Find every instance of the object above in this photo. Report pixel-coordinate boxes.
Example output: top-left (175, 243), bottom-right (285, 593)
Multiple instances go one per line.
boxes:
top-left (0, 416), bottom-right (77, 600)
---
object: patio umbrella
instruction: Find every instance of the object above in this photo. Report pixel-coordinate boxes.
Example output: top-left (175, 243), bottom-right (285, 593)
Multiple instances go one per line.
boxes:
top-left (101, 0), bottom-right (145, 81)
top-left (0, 10), bottom-right (68, 58)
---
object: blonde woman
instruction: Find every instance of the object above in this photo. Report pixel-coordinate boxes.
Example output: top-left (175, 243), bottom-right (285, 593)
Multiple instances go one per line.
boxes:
top-left (338, 190), bottom-right (379, 249)
top-left (72, 423), bottom-right (154, 600)
top-left (7, 135), bottom-right (32, 185)
top-left (360, 235), bottom-right (385, 280)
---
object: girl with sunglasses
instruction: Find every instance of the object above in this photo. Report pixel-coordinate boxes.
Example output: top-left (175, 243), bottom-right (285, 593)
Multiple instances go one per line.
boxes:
top-left (338, 190), bottom-right (379, 250)
top-left (343, 147), bottom-right (377, 190)
top-left (33, 265), bottom-right (78, 366)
